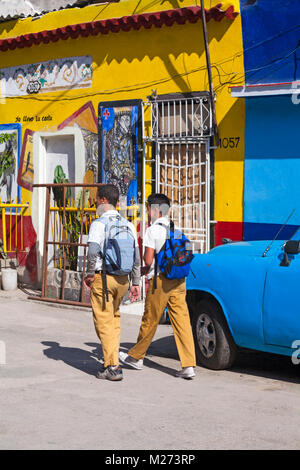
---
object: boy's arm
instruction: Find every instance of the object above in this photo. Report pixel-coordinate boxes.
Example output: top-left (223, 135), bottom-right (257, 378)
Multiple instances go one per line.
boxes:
top-left (129, 246), bottom-right (141, 302)
top-left (85, 221), bottom-right (103, 288)
top-left (144, 246), bottom-right (155, 267)
top-left (131, 246), bottom-right (141, 285)
top-left (128, 223), bottom-right (141, 301)
top-left (85, 241), bottom-right (100, 287)
top-left (143, 225), bottom-right (155, 267)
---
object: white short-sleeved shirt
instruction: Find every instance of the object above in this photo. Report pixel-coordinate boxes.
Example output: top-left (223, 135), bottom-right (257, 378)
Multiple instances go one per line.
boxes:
top-left (143, 216), bottom-right (169, 279)
top-left (88, 210), bottom-right (139, 272)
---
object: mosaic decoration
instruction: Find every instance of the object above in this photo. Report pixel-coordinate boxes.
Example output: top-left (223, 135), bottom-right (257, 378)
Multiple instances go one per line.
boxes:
top-left (0, 56), bottom-right (92, 97)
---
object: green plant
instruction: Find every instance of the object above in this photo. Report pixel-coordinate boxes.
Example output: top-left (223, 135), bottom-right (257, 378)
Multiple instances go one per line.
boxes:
top-left (0, 133), bottom-right (13, 145)
top-left (65, 189), bottom-right (90, 271)
top-left (52, 165), bottom-right (71, 207)
top-left (52, 166), bottom-right (89, 271)
top-left (0, 133), bottom-right (16, 181)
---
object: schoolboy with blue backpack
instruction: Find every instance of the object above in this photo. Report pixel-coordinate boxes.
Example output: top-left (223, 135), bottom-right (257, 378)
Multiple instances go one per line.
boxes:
top-left (85, 184), bottom-right (141, 382)
top-left (119, 193), bottom-right (196, 379)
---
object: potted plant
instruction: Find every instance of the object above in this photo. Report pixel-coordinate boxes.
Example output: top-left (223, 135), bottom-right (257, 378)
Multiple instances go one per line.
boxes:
top-left (0, 243), bottom-right (18, 291)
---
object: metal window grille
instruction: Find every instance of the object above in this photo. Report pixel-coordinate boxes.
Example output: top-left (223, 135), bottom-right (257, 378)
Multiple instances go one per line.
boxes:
top-left (144, 94), bottom-right (212, 253)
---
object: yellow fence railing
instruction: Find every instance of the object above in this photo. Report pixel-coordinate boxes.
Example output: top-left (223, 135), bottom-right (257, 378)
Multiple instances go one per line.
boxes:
top-left (49, 204), bottom-right (142, 269)
top-left (0, 202), bottom-right (29, 253)
top-left (0, 199), bottom-right (141, 259)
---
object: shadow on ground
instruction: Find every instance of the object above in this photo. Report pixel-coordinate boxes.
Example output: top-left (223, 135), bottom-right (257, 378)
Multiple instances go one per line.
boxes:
top-left (120, 336), bottom-right (179, 377)
top-left (42, 337), bottom-right (300, 383)
top-left (230, 349), bottom-right (300, 384)
top-left (41, 335), bottom-right (180, 377)
top-left (41, 341), bottom-right (103, 376)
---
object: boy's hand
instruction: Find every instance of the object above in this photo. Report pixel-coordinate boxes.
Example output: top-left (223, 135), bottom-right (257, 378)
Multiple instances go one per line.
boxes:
top-left (129, 285), bottom-right (140, 302)
top-left (84, 275), bottom-right (95, 289)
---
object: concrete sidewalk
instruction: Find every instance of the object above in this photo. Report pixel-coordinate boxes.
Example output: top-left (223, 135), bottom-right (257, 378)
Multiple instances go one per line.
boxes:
top-left (1, 289), bottom-right (300, 450)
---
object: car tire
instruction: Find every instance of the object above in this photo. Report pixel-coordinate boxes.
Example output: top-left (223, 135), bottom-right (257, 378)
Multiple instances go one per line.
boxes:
top-left (192, 300), bottom-right (237, 370)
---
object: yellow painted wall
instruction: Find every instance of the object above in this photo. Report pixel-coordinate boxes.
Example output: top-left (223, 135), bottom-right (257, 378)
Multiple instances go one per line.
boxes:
top-left (0, 0), bottom-right (245, 224)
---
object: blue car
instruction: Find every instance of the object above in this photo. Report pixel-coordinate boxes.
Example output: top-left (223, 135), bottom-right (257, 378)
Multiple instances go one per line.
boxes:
top-left (186, 238), bottom-right (300, 370)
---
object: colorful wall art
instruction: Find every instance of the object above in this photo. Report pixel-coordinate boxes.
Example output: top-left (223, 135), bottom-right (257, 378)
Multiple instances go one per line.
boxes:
top-left (17, 128), bottom-right (33, 191)
top-left (0, 56), bottom-right (92, 97)
top-left (0, 123), bottom-right (22, 205)
top-left (98, 100), bottom-right (142, 206)
top-left (58, 101), bottom-right (98, 203)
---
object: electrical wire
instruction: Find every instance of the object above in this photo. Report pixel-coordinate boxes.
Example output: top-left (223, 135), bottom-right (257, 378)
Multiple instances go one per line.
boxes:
top-left (244, 44), bottom-right (300, 80)
top-left (213, 43), bottom-right (300, 93)
top-left (1, 28), bottom-right (300, 101)
top-left (1, 64), bottom-right (212, 101)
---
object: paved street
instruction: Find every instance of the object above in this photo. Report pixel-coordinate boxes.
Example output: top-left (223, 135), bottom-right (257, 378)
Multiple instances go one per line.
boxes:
top-left (0, 289), bottom-right (300, 450)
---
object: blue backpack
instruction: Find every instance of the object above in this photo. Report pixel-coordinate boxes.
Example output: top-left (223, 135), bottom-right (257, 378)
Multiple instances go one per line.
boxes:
top-left (154, 220), bottom-right (194, 288)
top-left (97, 214), bottom-right (136, 302)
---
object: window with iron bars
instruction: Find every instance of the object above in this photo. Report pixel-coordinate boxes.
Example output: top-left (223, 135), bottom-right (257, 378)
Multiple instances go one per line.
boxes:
top-left (149, 92), bottom-right (212, 253)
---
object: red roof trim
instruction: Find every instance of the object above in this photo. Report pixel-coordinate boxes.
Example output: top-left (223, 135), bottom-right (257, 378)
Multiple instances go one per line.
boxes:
top-left (0, 4), bottom-right (238, 52)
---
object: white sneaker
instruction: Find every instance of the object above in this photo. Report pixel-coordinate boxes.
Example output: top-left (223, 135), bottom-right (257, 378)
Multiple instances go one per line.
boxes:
top-left (119, 351), bottom-right (143, 370)
top-left (175, 367), bottom-right (196, 380)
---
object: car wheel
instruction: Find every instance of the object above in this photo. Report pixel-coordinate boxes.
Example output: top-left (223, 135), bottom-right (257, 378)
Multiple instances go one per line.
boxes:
top-left (192, 300), bottom-right (237, 370)
top-left (159, 308), bottom-right (169, 324)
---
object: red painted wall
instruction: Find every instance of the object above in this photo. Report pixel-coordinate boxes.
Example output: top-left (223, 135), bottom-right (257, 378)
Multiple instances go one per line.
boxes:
top-left (214, 221), bottom-right (243, 247)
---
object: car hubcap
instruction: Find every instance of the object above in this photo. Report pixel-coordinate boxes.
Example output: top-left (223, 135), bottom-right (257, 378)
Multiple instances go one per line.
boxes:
top-left (196, 313), bottom-right (216, 359)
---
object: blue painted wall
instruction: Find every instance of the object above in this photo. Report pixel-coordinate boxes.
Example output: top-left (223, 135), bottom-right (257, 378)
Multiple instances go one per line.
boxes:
top-left (240, 1), bottom-right (300, 240)
top-left (244, 95), bottom-right (300, 240)
top-left (240, 0), bottom-right (300, 85)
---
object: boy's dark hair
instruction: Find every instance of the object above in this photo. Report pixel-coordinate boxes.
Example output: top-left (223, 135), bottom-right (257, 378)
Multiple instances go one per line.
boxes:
top-left (147, 193), bottom-right (170, 216)
top-left (97, 184), bottom-right (120, 207)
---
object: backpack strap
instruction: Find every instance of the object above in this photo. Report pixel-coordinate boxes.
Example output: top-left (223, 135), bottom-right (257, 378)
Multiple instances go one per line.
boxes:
top-left (98, 213), bottom-right (134, 306)
top-left (98, 242), bottom-right (109, 309)
top-left (153, 220), bottom-right (172, 290)
top-left (98, 214), bottom-right (121, 309)
top-left (153, 253), bottom-right (158, 290)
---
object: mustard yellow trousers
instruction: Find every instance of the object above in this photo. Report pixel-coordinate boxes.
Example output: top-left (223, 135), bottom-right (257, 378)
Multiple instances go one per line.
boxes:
top-left (129, 274), bottom-right (196, 368)
top-left (90, 273), bottom-right (129, 367)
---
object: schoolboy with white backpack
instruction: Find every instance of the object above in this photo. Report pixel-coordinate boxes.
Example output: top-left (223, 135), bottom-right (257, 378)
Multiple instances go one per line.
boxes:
top-left (119, 193), bottom-right (196, 379)
top-left (85, 184), bottom-right (141, 382)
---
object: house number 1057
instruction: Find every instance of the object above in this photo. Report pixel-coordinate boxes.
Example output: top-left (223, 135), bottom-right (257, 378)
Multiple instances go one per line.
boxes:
top-left (219, 137), bottom-right (240, 149)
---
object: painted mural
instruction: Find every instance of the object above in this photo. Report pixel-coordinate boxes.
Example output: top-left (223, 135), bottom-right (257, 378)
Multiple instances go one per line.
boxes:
top-left (58, 101), bottom-right (98, 175)
top-left (16, 101), bottom-right (98, 197)
top-left (0, 56), bottom-right (93, 97)
top-left (99, 101), bottom-right (141, 205)
top-left (0, 102), bottom-right (99, 285)
top-left (0, 123), bottom-right (21, 205)
top-left (17, 129), bottom-right (33, 191)
top-left (58, 101), bottom-right (98, 203)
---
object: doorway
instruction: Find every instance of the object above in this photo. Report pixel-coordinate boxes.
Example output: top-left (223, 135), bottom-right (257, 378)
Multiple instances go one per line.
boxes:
top-left (32, 127), bottom-right (85, 282)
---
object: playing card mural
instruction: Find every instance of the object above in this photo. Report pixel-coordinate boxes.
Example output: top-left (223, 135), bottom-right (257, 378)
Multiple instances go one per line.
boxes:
top-left (98, 100), bottom-right (142, 205)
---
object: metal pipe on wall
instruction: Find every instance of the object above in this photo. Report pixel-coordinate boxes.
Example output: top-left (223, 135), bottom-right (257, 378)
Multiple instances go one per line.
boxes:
top-left (200, 0), bottom-right (219, 147)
